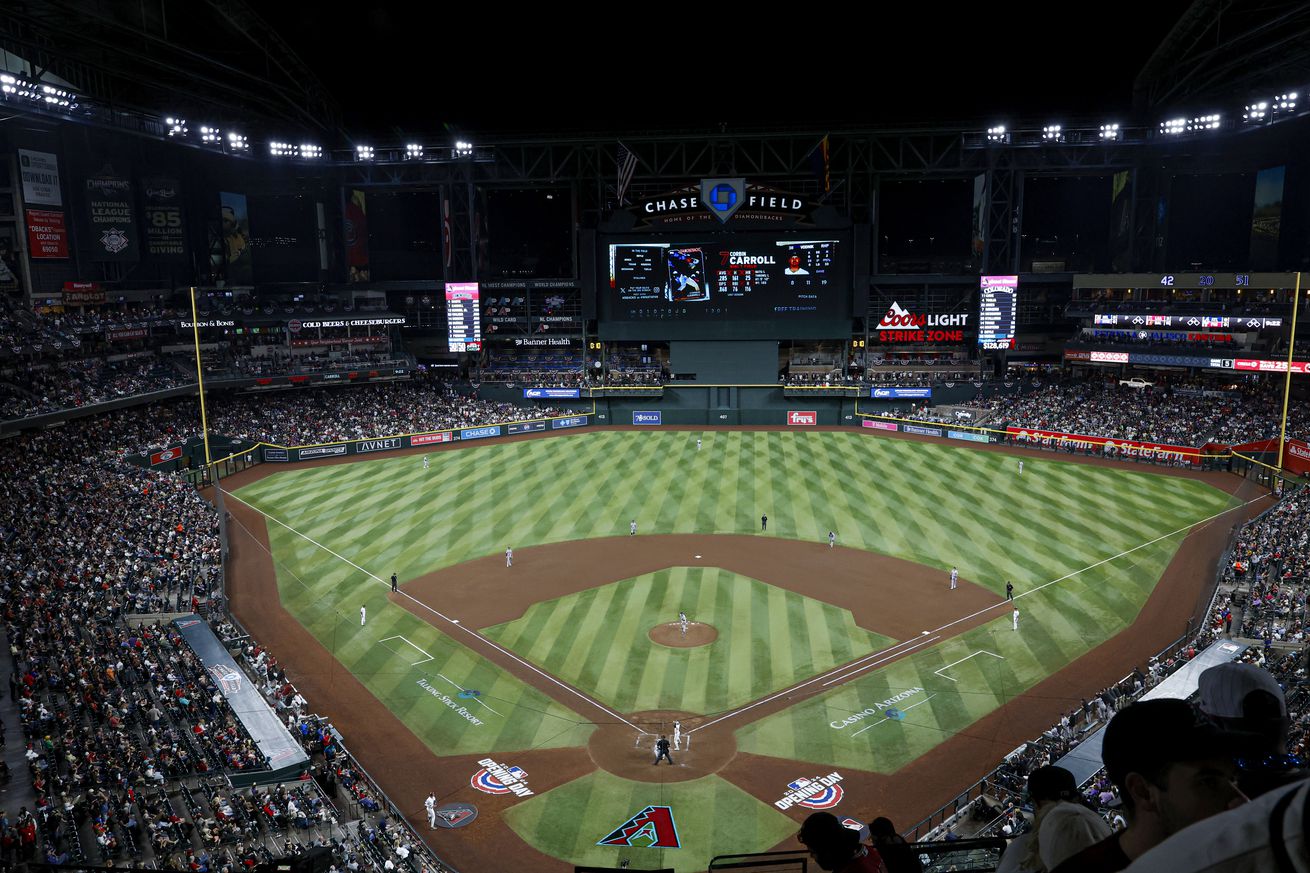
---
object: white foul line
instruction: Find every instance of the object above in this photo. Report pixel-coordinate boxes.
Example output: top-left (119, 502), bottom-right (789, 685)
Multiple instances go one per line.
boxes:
top-left (849, 693), bottom-right (939, 737)
top-left (690, 634), bottom-right (942, 734)
top-left (692, 491), bottom-right (1267, 732)
top-left (820, 636), bottom-right (942, 687)
top-left (226, 492), bottom-right (640, 731)
top-left (933, 650), bottom-right (1005, 683)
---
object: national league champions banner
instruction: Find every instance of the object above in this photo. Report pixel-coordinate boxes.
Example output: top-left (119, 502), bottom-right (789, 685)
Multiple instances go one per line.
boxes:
top-left (85, 172), bottom-right (139, 262)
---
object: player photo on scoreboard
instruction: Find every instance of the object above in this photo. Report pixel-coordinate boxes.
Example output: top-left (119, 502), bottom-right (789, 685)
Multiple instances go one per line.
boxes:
top-left (778, 240), bottom-right (836, 288)
top-left (666, 247), bottom-right (710, 303)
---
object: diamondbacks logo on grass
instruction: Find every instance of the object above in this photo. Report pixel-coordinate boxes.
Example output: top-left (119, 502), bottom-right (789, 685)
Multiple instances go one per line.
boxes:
top-left (470, 759), bottom-right (532, 797)
top-left (774, 773), bottom-right (844, 810)
top-left (597, 805), bottom-right (681, 849)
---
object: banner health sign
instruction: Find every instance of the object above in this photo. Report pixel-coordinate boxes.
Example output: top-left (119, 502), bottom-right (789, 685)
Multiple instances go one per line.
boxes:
top-left (871, 387), bottom-right (932, 399)
top-left (523, 388), bottom-right (582, 399)
top-left (633, 411), bottom-right (662, 425)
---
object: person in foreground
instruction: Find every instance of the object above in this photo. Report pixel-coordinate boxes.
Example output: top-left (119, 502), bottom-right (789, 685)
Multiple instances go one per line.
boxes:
top-left (998, 765), bottom-right (1111, 872)
top-left (799, 812), bottom-right (886, 872)
top-left (1051, 699), bottom-right (1250, 873)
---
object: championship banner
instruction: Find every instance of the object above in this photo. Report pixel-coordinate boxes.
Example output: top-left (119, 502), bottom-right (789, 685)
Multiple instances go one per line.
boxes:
top-left (1109, 170), bottom-right (1133, 271)
top-left (85, 173), bottom-right (139, 261)
top-left (219, 192), bottom-right (253, 284)
top-left (26, 208), bottom-right (68, 258)
top-left (142, 178), bottom-right (186, 260)
top-left (345, 189), bottom-right (370, 282)
top-left (969, 173), bottom-right (986, 269)
top-left (1007, 426), bottom-right (1196, 465)
top-left (18, 149), bottom-right (61, 206)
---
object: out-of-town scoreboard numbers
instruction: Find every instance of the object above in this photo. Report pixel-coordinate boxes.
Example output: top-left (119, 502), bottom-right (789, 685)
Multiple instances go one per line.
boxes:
top-left (1072, 273), bottom-right (1299, 290)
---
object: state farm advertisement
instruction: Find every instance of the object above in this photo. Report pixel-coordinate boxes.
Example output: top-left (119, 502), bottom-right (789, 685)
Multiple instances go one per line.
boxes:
top-left (788, 411), bottom-right (817, 426)
top-left (1007, 427), bottom-right (1197, 465)
top-left (873, 301), bottom-right (969, 343)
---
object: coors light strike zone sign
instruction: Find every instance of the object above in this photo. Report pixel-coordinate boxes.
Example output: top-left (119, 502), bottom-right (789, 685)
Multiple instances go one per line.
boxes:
top-left (874, 301), bottom-right (969, 343)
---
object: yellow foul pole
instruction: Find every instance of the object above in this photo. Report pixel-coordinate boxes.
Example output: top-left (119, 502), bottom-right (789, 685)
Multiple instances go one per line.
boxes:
top-left (1277, 272), bottom-right (1303, 471)
top-left (190, 286), bottom-right (213, 472)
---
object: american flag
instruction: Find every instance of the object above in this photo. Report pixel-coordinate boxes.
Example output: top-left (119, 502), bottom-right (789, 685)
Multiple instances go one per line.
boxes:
top-left (616, 141), bottom-right (638, 205)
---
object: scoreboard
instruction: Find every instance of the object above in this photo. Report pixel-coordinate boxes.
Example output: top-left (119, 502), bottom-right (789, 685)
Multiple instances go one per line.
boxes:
top-left (445, 282), bottom-right (481, 352)
top-left (977, 275), bottom-right (1018, 349)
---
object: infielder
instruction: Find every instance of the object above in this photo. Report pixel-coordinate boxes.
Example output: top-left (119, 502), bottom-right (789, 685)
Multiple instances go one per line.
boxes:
top-left (424, 793), bottom-right (436, 829)
top-left (828, 531), bottom-right (836, 548)
top-left (630, 519), bottom-right (637, 536)
top-left (950, 567), bottom-right (958, 590)
top-left (1012, 607), bottom-right (1020, 631)
top-left (505, 546), bottom-right (513, 568)
top-left (360, 606), bottom-right (366, 626)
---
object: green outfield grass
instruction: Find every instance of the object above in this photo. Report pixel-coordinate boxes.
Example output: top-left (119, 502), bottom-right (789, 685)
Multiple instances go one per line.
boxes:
top-left (235, 429), bottom-right (1236, 867)
top-left (503, 770), bottom-right (799, 873)
top-left (482, 566), bottom-right (896, 714)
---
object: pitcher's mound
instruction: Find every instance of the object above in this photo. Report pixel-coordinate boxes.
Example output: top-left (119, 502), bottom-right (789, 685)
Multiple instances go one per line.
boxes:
top-left (649, 622), bottom-right (718, 647)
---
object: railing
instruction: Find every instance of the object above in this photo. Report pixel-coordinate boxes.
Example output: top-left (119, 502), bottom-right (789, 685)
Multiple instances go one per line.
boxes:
top-left (709, 838), bottom-right (1007, 873)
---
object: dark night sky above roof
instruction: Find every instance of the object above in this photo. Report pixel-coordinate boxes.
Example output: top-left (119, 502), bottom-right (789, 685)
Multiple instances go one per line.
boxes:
top-left (259, 2), bottom-right (1195, 139)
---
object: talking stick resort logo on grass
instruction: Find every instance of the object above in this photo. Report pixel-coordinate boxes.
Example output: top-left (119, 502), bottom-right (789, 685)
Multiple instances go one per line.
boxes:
top-left (597, 806), bottom-right (682, 849)
top-left (774, 774), bottom-right (845, 810)
top-left (470, 759), bottom-right (533, 797)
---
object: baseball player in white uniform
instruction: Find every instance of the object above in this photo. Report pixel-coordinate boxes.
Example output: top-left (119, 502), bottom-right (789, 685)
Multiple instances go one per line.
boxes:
top-left (1018, 459), bottom-right (1024, 476)
top-left (673, 721), bottom-right (682, 751)
top-left (360, 606), bottom-right (367, 626)
top-left (1012, 607), bottom-right (1020, 631)
top-left (828, 531), bottom-right (836, 548)
top-left (630, 519), bottom-right (637, 536)
top-left (423, 455), bottom-right (429, 470)
top-left (505, 547), bottom-right (513, 567)
top-left (950, 567), bottom-right (959, 590)
top-left (424, 793), bottom-right (436, 828)
top-left (696, 438), bottom-right (702, 451)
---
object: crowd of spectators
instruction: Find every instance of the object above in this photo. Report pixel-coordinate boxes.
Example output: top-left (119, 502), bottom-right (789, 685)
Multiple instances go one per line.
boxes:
top-left (1, 355), bottom-right (188, 418)
top-left (964, 376), bottom-right (1310, 447)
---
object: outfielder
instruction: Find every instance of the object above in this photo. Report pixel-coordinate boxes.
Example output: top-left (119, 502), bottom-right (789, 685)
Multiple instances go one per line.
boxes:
top-left (950, 567), bottom-right (958, 590)
top-left (1018, 459), bottom-right (1024, 476)
top-left (423, 455), bottom-right (430, 470)
top-left (360, 606), bottom-right (366, 626)
top-left (696, 438), bottom-right (702, 451)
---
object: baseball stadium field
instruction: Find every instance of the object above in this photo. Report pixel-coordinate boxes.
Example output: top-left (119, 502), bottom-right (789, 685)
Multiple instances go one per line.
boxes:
top-left (222, 427), bottom-right (1263, 873)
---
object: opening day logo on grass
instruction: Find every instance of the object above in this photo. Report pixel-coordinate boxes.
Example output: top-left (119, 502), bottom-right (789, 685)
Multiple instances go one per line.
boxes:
top-left (597, 806), bottom-right (681, 849)
top-left (774, 773), bottom-right (845, 810)
top-left (470, 759), bottom-right (533, 797)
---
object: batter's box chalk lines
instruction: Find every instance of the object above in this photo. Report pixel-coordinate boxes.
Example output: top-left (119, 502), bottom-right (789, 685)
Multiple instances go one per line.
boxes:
top-left (379, 635), bottom-right (435, 666)
top-left (436, 672), bottom-right (503, 716)
top-left (933, 651), bottom-right (1005, 683)
top-left (226, 493), bottom-right (642, 733)
top-left (849, 693), bottom-right (938, 738)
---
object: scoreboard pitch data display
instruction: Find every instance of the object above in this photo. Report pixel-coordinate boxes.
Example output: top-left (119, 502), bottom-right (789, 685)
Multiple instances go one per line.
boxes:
top-left (977, 275), bottom-right (1018, 350)
top-left (445, 282), bottom-right (481, 352)
top-left (606, 237), bottom-right (845, 321)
